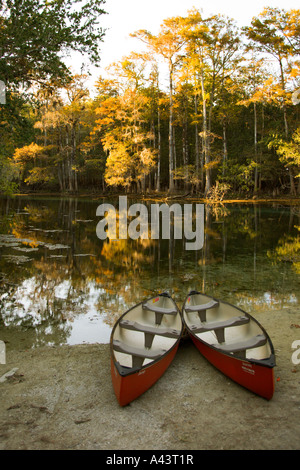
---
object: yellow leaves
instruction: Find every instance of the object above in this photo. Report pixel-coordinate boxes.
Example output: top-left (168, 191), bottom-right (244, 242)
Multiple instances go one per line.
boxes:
top-left (95, 96), bottom-right (119, 117)
top-left (94, 90), bottom-right (150, 140)
top-left (104, 139), bottom-right (156, 188)
top-left (289, 66), bottom-right (300, 79)
top-left (140, 148), bottom-right (156, 168)
top-left (273, 128), bottom-right (300, 169)
top-left (136, 147), bottom-right (156, 180)
top-left (13, 144), bottom-right (48, 184)
top-left (13, 143), bottom-right (44, 164)
top-left (285, 9), bottom-right (300, 44)
top-left (93, 75), bottom-right (157, 189)
top-left (250, 76), bottom-right (286, 104)
top-left (95, 117), bottom-right (114, 127)
top-left (34, 109), bottom-right (64, 130)
top-left (132, 16), bottom-right (187, 65)
top-left (24, 167), bottom-right (55, 185)
top-left (203, 159), bottom-right (221, 171)
top-left (104, 142), bottom-right (133, 188)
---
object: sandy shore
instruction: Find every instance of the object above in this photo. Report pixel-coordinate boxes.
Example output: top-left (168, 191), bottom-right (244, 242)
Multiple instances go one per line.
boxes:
top-left (1, 306), bottom-right (300, 450)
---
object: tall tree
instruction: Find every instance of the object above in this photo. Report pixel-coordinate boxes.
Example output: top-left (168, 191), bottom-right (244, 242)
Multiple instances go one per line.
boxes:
top-left (132, 17), bottom-right (187, 192)
top-left (244, 7), bottom-right (300, 194)
top-left (182, 9), bottom-right (240, 195)
top-left (14, 74), bottom-right (90, 191)
top-left (94, 60), bottom-right (156, 192)
top-left (237, 56), bottom-right (269, 193)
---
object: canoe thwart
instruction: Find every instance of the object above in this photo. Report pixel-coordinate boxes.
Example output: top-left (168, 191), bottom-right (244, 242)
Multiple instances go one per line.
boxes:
top-left (142, 303), bottom-right (178, 315)
top-left (213, 334), bottom-right (267, 359)
top-left (142, 302), bottom-right (178, 325)
top-left (185, 299), bottom-right (219, 313)
top-left (190, 315), bottom-right (250, 343)
top-left (119, 320), bottom-right (181, 349)
top-left (185, 299), bottom-right (219, 322)
top-left (120, 320), bottom-right (181, 338)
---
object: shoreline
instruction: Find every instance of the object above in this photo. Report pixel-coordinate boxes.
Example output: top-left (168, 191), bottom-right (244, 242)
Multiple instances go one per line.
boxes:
top-left (1, 306), bottom-right (300, 450)
top-left (7, 190), bottom-right (300, 205)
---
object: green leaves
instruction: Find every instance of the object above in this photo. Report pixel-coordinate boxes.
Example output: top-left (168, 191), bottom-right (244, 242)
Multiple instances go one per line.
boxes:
top-left (0, 0), bottom-right (106, 87)
top-left (244, 7), bottom-right (296, 59)
top-left (270, 128), bottom-right (300, 173)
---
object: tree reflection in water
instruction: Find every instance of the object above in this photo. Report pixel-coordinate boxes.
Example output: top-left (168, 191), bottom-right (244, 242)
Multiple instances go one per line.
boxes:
top-left (0, 196), bottom-right (299, 349)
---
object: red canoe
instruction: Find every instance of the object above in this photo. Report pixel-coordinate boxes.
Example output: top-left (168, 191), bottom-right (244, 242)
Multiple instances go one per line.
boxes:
top-left (110, 292), bottom-right (183, 406)
top-left (182, 291), bottom-right (276, 400)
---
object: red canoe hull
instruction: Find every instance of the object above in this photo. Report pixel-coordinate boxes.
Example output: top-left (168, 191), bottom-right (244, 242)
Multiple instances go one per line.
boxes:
top-left (111, 343), bottom-right (179, 407)
top-left (190, 335), bottom-right (275, 400)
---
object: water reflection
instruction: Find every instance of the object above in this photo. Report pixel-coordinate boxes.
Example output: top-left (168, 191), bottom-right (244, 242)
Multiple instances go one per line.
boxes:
top-left (0, 196), bottom-right (299, 350)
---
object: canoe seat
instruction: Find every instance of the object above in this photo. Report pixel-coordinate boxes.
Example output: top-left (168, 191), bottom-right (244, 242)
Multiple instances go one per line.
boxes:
top-left (142, 302), bottom-right (178, 325)
top-left (185, 299), bottom-right (219, 322)
top-left (120, 320), bottom-right (181, 348)
top-left (213, 334), bottom-right (267, 359)
top-left (190, 315), bottom-right (249, 343)
top-left (113, 339), bottom-right (167, 369)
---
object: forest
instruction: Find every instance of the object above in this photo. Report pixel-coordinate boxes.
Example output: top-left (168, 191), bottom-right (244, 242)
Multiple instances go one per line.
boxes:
top-left (1, 2), bottom-right (300, 199)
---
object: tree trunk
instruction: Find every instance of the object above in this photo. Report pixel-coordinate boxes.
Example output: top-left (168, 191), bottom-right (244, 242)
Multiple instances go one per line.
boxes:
top-left (201, 69), bottom-right (210, 195)
top-left (173, 126), bottom-right (177, 190)
top-left (253, 102), bottom-right (258, 193)
top-left (157, 102), bottom-right (161, 192)
top-left (168, 61), bottom-right (174, 192)
top-left (183, 117), bottom-right (188, 190)
top-left (70, 121), bottom-right (77, 192)
top-left (194, 94), bottom-right (200, 192)
top-left (279, 58), bottom-right (296, 195)
top-left (222, 117), bottom-right (228, 177)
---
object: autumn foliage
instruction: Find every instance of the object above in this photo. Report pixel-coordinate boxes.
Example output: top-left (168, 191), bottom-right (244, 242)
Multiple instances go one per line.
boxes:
top-left (1, 6), bottom-right (300, 196)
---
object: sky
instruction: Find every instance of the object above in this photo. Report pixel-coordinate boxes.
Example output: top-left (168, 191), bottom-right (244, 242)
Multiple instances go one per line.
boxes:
top-left (74, 0), bottom-right (300, 87)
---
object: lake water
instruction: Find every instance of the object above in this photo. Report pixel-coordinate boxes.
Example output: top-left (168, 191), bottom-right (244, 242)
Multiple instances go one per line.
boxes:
top-left (0, 196), bottom-right (299, 351)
